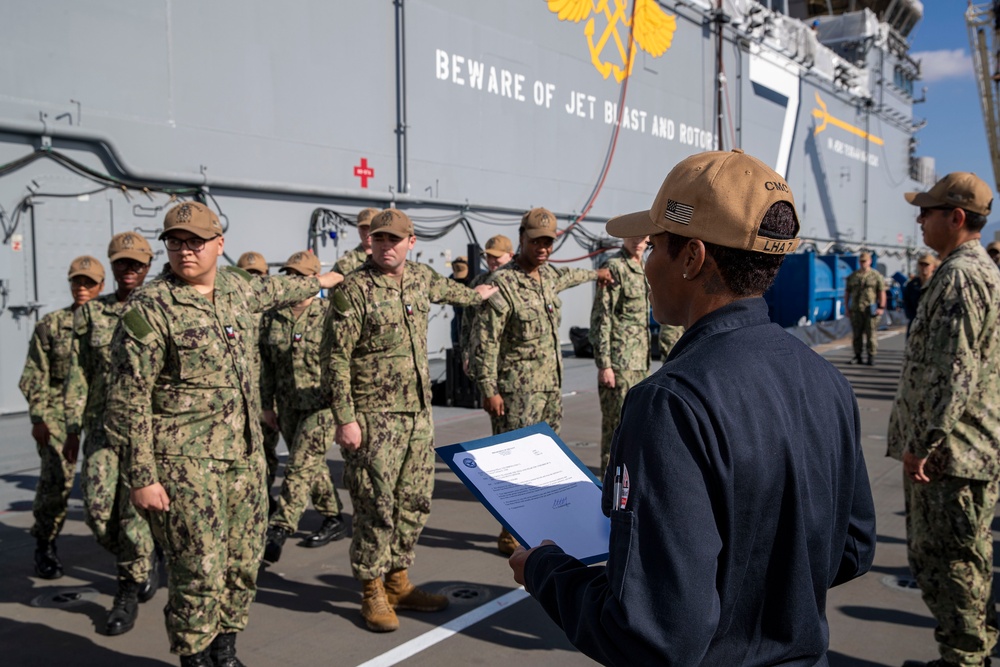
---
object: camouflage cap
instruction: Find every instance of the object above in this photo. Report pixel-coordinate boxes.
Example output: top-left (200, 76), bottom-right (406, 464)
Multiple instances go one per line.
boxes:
top-left (280, 250), bottom-right (321, 276)
top-left (159, 201), bottom-right (224, 240)
top-left (237, 251), bottom-right (268, 275)
top-left (369, 208), bottom-right (414, 239)
top-left (522, 208), bottom-right (558, 239)
top-left (451, 256), bottom-right (469, 279)
top-left (607, 149), bottom-right (801, 254)
top-left (905, 172), bottom-right (993, 217)
top-left (68, 255), bottom-right (105, 283)
top-left (484, 234), bottom-right (514, 257)
top-left (357, 207), bottom-right (379, 228)
top-left (108, 231), bottom-right (153, 263)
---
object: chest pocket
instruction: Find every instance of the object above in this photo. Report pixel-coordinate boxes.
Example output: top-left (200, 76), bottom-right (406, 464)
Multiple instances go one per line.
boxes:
top-left (89, 323), bottom-right (116, 350)
top-left (174, 326), bottom-right (221, 382)
top-left (364, 302), bottom-right (405, 353)
top-left (514, 303), bottom-right (544, 342)
top-left (50, 329), bottom-right (74, 380)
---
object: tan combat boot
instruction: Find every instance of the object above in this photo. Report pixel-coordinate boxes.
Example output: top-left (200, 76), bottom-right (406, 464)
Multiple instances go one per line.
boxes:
top-left (361, 578), bottom-right (399, 632)
top-left (384, 569), bottom-right (449, 612)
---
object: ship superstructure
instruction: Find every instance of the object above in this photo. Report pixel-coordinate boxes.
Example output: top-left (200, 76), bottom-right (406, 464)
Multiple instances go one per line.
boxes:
top-left (0, 0), bottom-right (931, 412)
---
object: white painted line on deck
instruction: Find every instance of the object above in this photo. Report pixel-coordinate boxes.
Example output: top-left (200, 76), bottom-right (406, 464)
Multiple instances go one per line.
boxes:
top-left (355, 588), bottom-right (530, 667)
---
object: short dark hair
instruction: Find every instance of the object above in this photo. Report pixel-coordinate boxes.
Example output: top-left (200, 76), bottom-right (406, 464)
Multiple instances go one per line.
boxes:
top-left (665, 201), bottom-right (798, 297)
top-left (963, 209), bottom-right (988, 232)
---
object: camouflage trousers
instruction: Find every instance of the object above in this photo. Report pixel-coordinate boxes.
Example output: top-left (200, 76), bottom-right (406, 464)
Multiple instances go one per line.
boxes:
top-left (490, 390), bottom-right (562, 437)
top-left (30, 421), bottom-right (75, 543)
top-left (82, 430), bottom-right (155, 583)
top-left (146, 453), bottom-right (267, 656)
top-left (598, 369), bottom-right (646, 475)
top-left (261, 417), bottom-right (280, 492)
top-left (906, 473), bottom-right (1000, 665)
top-left (342, 410), bottom-right (433, 581)
top-left (269, 407), bottom-right (343, 533)
top-left (850, 310), bottom-right (878, 358)
top-left (658, 325), bottom-right (684, 359)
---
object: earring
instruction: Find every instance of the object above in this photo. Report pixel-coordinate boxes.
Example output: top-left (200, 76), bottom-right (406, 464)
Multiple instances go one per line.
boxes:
top-left (682, 273), bottom-right (688, 279)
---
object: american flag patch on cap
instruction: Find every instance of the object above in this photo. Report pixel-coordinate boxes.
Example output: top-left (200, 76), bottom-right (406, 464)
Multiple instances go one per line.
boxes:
top-left (664, 199), bottom-right (694, 225)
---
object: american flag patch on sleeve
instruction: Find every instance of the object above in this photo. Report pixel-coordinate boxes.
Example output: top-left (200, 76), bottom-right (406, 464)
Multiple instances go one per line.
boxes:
top-left (664, 199), bottom-right (694, 225)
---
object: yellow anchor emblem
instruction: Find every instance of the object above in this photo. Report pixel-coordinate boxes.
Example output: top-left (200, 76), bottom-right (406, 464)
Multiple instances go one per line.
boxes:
top-left (549, 0), bottom-right (677, 82)
top-left (811, 93), bottom-right (883, 146)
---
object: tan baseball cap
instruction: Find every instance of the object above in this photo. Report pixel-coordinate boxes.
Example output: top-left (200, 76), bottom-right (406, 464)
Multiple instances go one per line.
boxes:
top-left (607, 149), bottom-right (801, 254)
top-left (280, 250), bottom-right (321, 276)
top-left (159, 201), bottom-right (224, 240)
top-left (370, 209), bottom-right (414, 239)
top-left (357, 208), bottom-right (379, 228)
top-left (108, 231), bottom-right (153, 264)
top-left (68, 255), bottom-right (105, 283)
top-left (858, 251), bottom-right (872, 261)
top-left (522, 208), bottom-right (558, 239)
top-left (905, 172), bottom-right (994, 217)
top-left (451, 256), bottom-right (469, 279)
top-left (986, 241), bottom-right (1000, 254)
top-left (484, 234), bottom-right (513, 257)
top-left (917, 252), bottom-right (940, 266)
top-left (237, 251), bottom-right (268, 275)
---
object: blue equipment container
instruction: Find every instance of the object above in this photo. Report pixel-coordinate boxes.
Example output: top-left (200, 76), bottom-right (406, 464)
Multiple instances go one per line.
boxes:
top-left (765, 252), bottom-right (856, 328)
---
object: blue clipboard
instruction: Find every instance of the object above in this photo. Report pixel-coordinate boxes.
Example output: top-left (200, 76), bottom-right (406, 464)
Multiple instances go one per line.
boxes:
top-left (437, 422), bottom-right (610, 564)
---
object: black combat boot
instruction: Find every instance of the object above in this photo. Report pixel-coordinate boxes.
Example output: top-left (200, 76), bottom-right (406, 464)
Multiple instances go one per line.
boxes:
top-left (138, 545), bottom-right (164, 602)
top-left (848, 356), bottom-right (862, 365)
top-left (263, 525), bottom-right (291, 563)
top-left (866, 355), bottom-right (875, 366)
top-left (209, 632), bottom-right (246, 667)
top-left (34, 539), bottom-right (63, 579)
top-left (105, 579), bottom-right (140, 636)
top-left (303, 516), bottom-right (346, 548)
top-left (178, 648), bottom-right (213, 666)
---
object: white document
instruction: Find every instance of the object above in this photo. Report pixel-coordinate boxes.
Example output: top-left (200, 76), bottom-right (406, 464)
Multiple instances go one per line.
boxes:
top-left (438, 424), bottom-right (610, 563)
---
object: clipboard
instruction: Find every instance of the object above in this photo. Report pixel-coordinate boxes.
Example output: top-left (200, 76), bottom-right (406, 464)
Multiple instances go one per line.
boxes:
top-left (437, 423), bottom-right (610, 564)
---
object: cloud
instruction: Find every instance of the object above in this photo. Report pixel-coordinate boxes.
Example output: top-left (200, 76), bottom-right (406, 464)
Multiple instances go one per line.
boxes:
top-left (913, 49), bottom-right (973, 82)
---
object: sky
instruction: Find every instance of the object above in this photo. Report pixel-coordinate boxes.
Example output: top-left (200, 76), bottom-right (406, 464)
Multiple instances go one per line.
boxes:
top-left (907, 1), bottom-right (1000, 241)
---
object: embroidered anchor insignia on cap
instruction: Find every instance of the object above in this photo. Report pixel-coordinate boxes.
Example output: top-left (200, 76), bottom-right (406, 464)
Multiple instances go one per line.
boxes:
top-left (176, 204), bottom-right (192, 222)
top-left (121, 234), bottom-right (136, 249)
top-left (80, 258), bottom-right (91, 268)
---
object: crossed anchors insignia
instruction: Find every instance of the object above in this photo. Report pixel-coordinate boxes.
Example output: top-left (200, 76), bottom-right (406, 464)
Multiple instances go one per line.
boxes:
top-left (121, 233), bottom-right (135, 249)
top-left (548, 0), bottom-right (677, 82)
top-left (80, 258), bottom-right (91, 269)
top-left (176, 204), bottom-right (192, 222)
top-left (290, 252), bottom-right (304, 264)
top-left (811, 93), bottom-right (883, 146)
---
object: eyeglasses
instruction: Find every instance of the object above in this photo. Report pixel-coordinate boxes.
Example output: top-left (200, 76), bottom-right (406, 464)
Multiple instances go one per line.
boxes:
top-left (917, 206), bottom-right (955, 219)
top-left (112, 259), bottom-right (149, 272)
top-left (163, 235), bottom-right (218, 252)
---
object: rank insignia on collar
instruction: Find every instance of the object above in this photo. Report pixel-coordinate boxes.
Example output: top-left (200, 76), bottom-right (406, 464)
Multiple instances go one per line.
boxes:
top-left (224, 325), bottom-right (237, 339)
top-left (405, 304), bottom-right (413, 316)
top-left (293, 333), bottom-right (303, 343)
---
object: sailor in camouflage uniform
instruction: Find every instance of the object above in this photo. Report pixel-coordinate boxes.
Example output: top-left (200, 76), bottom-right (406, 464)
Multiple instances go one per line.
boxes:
top-left (333, 207), bottom-right (378, 275)
top-left (63, 232), bottom-right (159, 636)
top-left (236, 251), bottom-right (281, 513)
top-left (261, 251), bottom-right (345, 563)
top-left (588, 235), bottom-right (650, 474)
top-left (889, 173), bottom-right (1000, 667)
top-left (19, 255), bottom-right (105, 580)
top-left (472, 208), bottom-right (612, 555)
top-left (321, 209), bottom-right (496, 633)
top-left (104, 202), bottom-right (344, 666)
top-left (459, 234), bottom-right (513, 377)
top-left (844, 250), bottom-right (886, 365)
